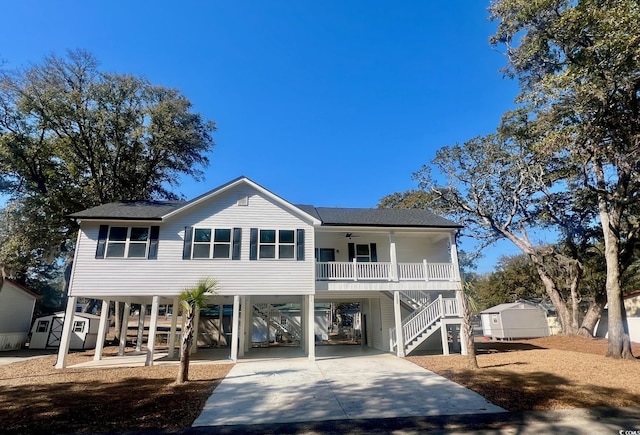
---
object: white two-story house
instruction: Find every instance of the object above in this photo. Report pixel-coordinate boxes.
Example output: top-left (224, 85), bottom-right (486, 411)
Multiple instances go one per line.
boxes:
top-left (55, 176), bottom-right (465, 368)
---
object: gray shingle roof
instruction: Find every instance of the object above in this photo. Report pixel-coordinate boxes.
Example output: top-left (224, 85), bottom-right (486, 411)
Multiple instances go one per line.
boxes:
top-left (69, 200), bottom-right (185, 220)
top-left (296, 205), bottom-right (461, 228)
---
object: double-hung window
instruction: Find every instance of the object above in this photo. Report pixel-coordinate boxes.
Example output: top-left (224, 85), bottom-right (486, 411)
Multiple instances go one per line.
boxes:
top-left (259, 229), bottom-right (295, 259)
top-left (105, 227), bottom-right (150, 258)
top-left (192, 228), bottom-right (232, 259)
top-left (96, 225), bottom-right (159, 259)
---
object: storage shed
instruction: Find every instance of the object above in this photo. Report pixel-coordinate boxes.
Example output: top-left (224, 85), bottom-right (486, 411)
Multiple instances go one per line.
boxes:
top-left (0, 279), bottom-right (39, 351)
top-left (481, 301), bottom-right (550, 339)
top-left (30, 312), bottom-right (102, 350)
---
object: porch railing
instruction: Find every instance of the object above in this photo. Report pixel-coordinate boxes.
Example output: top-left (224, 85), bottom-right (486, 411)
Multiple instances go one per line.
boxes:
top-left (316, 260), bottom-right (457, 281)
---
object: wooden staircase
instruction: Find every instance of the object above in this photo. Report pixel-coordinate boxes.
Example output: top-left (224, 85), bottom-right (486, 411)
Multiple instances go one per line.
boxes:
top-left (390, 292), bottom-right (460, 355)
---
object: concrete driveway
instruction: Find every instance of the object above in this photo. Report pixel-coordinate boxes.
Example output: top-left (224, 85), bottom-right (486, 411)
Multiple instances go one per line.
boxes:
top-left (192, 346), bottom-right (504, 427)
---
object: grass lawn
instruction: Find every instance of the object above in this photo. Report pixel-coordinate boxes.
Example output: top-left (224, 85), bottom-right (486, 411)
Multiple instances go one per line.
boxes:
top-left (1, 336), bottom-right (639, 433)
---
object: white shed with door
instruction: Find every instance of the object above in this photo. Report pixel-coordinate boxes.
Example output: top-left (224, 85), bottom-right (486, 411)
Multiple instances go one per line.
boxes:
top-left (30, 312), bottom-right (102, 350)
top-left (0, 280), bottom-right (39, 351)
top-left (481, 301), bottom-right (550, 339)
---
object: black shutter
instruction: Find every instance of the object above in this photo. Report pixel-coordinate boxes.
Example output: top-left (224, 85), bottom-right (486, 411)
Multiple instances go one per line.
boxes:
top-left (370, 243), bottom-right (377, 262)
top-left (296, 229), bottom-right (305, 261)
top-left (232, 228), bottom-right (242, 260)
top-left (182, 226), bottom-right (193, 260)
top-left (148, 226), bottom-right (160, 259)
top-left (95, 225), bottom-right (109, 259)
top-left (249, 228), bottom-right (258, 260)
top-left (348, 243), bottom-right (355, 262)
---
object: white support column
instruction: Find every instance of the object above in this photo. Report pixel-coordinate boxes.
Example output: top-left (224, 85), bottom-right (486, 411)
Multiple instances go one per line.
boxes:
top-left (218, 304), bottom-right (223, 348)
top-left (168, 297), bottom-right (179, 358)
top-left (441, 321), bottom-right (450, 356)
top-left (389, 232), bottom-right (398, 281)
top-left (230, 295), bottom-right (240, 361)
top-left (449, 232), bottom-right (461, 281)
top-left (393, 291), bottom-right (405, 357)
top-left (118, 302), bottom-right (131, 356)
top-left (300, 296), bottom-right (307, 353)
top-left (244, 296), bottom-right (251, 353)
top-left (361, 299), bottom-right (366, 348)
top-left (135, 304), bottom-right (146, 352)
top-left (145, 296), bottom-right (160, 366)
top-left (191, 306), bottom-right (200, 355)
top-left (239, 296), bottom-right (246, 357)
top-left (94, 299), bottom-right (110, 361)
top-left (55, 296), bottom-right (77, 369)
top-left (308, 295), bottom-right (315, 361)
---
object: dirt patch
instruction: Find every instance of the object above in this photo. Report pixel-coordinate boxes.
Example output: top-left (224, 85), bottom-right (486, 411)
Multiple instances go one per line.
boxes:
top-left (407, 335), bottom-right (640, 412)
top-left (0, 346), bottom-right (232, 434)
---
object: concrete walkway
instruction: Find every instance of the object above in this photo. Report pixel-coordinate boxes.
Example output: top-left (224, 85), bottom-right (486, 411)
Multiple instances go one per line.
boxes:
top-left (192, 347), bottom-right (505, 427)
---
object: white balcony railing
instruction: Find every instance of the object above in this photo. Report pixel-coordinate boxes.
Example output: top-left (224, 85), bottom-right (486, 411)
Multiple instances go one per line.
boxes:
top-left (316, 260), bottom-right (458, 282)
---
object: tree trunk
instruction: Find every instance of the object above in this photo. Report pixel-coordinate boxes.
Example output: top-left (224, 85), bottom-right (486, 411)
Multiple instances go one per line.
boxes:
top-left (531, 258), bottom-right (577, 334)
top-left (577, 290), bottom-right (606, 337)
top-left (177, 303), bottom-right (195, 383)
top-left (461, 293), bottom-right (479, 369)
top-left (113, 301), bottom-right (122, 344)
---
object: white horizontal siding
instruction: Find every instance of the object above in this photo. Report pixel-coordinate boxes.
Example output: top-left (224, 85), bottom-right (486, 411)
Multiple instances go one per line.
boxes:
top-left (0, 283), bottom-right (36, 334)
top-left (70, 185), bottom-right (315, 298)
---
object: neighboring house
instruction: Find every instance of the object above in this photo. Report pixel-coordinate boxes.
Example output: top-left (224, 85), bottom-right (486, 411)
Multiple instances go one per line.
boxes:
top-left (55, 176), bottom-right (465, 368)
top-left (0, 279), bottom-right (39, 351)
top-left (596, 290), bottom-right (640, 343)
top-left (480, 301), bottom-right (550, 339)
top-left (30, 312), bottom-right (101, 350)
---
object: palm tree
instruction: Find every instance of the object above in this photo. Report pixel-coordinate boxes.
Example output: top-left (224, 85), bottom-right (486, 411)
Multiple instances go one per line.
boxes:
top-left (461, 282), bottom-right (480, 369)
top-left (176, 277), bottom-right (218, 383)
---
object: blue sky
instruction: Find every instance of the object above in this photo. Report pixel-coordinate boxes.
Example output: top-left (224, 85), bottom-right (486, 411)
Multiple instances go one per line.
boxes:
top-left (1, 1), bottom-right (526, 271)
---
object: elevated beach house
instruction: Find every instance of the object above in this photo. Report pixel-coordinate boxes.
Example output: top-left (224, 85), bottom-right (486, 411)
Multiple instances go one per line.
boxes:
top-left (55, 176), bottom-right (465, 368)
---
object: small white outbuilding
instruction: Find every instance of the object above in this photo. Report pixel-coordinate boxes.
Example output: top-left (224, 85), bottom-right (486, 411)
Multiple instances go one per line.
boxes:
top-left (30, 312), bottom-right (102, 350)
top-left (0, 279), bottom-right (39, 351)
top-left (481, 301), bottom-right (550, 339)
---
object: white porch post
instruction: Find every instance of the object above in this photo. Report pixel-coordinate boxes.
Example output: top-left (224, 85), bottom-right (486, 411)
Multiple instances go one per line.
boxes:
top-left (307, 295), bottom-right (315, 361)
top-left (449, 232), bottom-right (461, 281)
top-left (393, 291), bottom-right (405, 357)
top-left (145, 296), bottom-right (160, 366)
top-left (118, 302), bottom-right (131, 356)
top-left (239, 296), bottom-right (246, 357)
top-left (441, 322), bottom-right (450, 355)
top-left (266, 304), bottom-right (271, 347)
top-left (389, 232), bottom-right (398, 281)
top-left (300, 296), bottom-right (307, 353)
top-left (191, 306), bottom-right (200, 355)
top-left (244, 296), bottom-right (252, 353)
top-left (54, 296), bottom-right (77, 369)
top-left (230, 295), bottom-right (240, 361)
top-left (94, 299), bottom-right (110, 361)
top-left (136, 304), bottom-right (146, 352)
top-left (168, 297), bottom-right (179, 358)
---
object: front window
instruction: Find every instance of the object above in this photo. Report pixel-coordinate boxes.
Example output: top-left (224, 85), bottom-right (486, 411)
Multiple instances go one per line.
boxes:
top-left (356, 244), bottom-right (371, 262)
top-left (192, 228), bottom-right (232, 259)
top-left (259, 229), bottom-right (296, 259)
top-left (106, 226), bottom-right (150, 258)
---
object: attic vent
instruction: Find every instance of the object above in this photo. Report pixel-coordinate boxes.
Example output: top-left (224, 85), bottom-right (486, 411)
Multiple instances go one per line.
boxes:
top-left (237, 196), bottom-right (249, 206)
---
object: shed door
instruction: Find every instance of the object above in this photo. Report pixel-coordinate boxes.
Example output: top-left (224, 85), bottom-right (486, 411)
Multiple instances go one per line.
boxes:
top-left (47, 317), bottom-right (64, 347)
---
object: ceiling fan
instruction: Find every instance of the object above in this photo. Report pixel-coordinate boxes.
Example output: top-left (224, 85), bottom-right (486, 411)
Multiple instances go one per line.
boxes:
top-left (345, 232), bottom-right (360, 239)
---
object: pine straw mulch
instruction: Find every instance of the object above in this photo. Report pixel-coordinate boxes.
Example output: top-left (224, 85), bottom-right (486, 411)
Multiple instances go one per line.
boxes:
top-left (0, 346), bottom-right (232, 434)
top-left (407, 335), bottom-right (640, 412)
top-left (3, 337), bottom-right (640, 434)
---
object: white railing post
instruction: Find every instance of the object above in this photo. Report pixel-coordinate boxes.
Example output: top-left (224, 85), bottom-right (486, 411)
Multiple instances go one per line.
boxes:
top-left (423, 259), bottom-right (429, 281)
top-left (352, 258), bottom-right (358, 281)
top-left (438, 295), bottom-right (444, 318)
